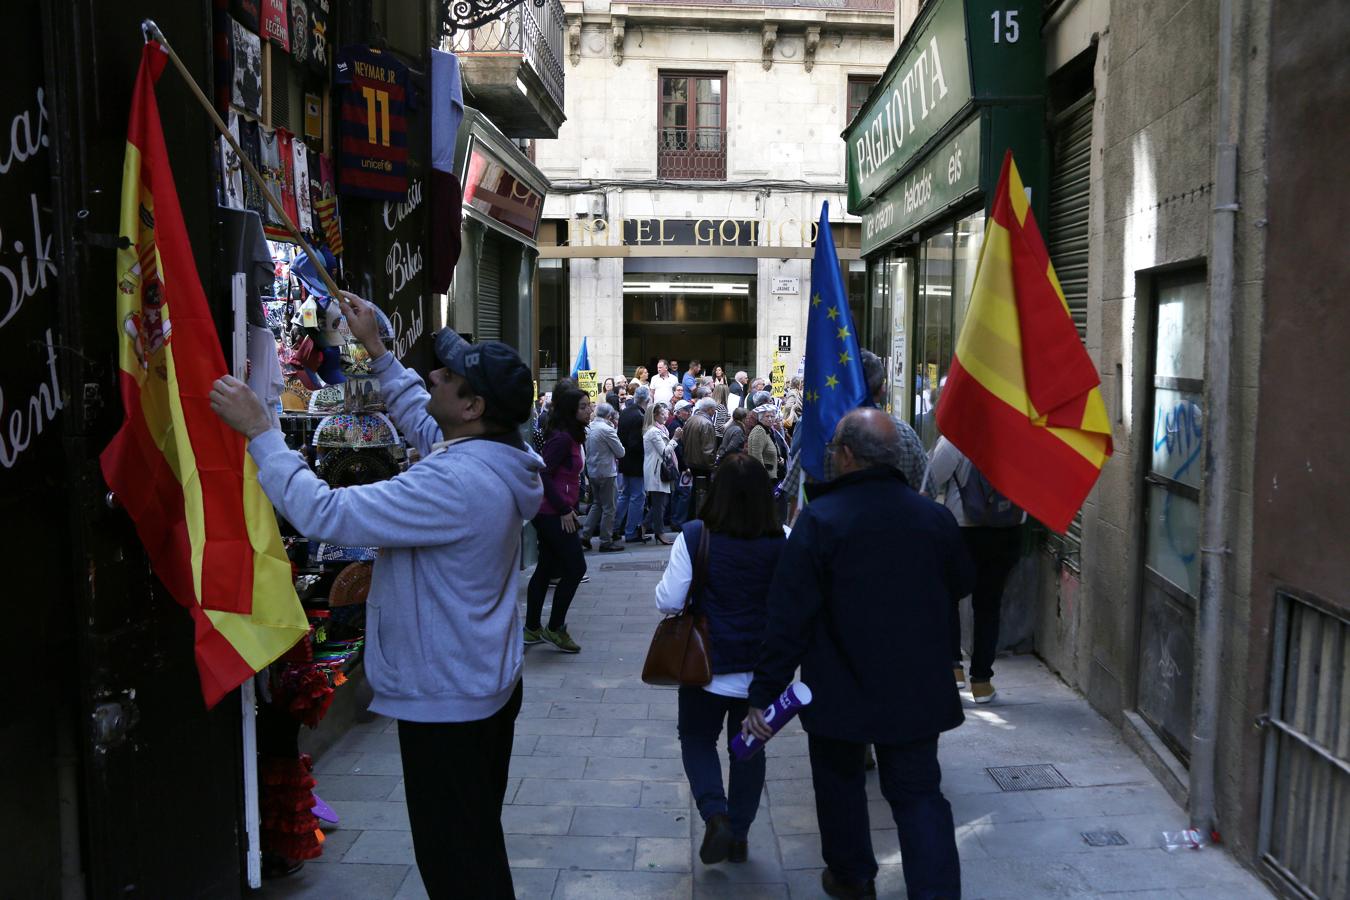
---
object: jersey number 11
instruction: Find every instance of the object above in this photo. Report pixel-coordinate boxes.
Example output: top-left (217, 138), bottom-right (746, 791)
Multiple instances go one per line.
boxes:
top-left (361, 86), bottom-right (392, 147)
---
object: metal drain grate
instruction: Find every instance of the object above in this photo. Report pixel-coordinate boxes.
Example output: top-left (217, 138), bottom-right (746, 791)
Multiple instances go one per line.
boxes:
top-left (986, 764), bottom-right (1071, 792)
top-left (1081, 830), bottom-right (1129, 847)
top-left (597, 561), bottom-right (668, 572)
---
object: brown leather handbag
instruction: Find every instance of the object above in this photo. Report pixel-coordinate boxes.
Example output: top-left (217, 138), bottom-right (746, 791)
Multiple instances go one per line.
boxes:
top-left (641, 523), bottom-right (713, 687)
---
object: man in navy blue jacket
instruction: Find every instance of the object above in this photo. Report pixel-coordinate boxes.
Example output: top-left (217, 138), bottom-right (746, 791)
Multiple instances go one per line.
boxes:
top-left (745, 408), bottom-right (975, 900)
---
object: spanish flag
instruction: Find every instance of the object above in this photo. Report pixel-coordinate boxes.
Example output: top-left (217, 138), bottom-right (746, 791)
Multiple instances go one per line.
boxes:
top-left (100, 44), bottom-right (308, 707)
top-left (936, 151), bottom-right (1112, 533)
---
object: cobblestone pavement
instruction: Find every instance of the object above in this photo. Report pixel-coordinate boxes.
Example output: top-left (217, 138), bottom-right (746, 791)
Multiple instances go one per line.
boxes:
top-left (265, 540), bottom-right (1273, 899)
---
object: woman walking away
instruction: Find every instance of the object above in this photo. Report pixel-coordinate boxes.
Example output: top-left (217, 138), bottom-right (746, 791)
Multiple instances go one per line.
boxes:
top-left (524, 387), bottom-right (589, 652)
top-left (642, 402), bottom-right (678, 545)
top-left (654, 455), bottom-right (786, 865)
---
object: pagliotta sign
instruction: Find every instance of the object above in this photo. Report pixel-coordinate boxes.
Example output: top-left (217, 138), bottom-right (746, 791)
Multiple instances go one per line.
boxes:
top-left (844, 0), bottom-right (1048, 254)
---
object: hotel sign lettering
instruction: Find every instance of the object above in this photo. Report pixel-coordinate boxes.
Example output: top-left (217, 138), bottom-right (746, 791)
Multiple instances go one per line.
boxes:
top-left (565, 217), bottom-right (825, 248)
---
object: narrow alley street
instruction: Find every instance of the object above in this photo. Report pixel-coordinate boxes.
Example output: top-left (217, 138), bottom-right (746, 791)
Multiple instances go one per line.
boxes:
top-left (264, 542), bottom-right (1274, 900)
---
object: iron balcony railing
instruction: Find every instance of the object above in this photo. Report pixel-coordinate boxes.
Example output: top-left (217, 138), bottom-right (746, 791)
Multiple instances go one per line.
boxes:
top-left (449, 0), bottom-right (566, 112)
top-left (658, 128), bottom-right (728, 180)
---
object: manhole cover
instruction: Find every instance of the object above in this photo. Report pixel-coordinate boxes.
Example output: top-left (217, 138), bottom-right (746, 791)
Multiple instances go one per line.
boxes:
top-left (1081, 830), bottom-right (1129, 847)
top-left (986, 764), bottom-right (1071, 792)
top-left (597, 561), bottom-right (667, 572)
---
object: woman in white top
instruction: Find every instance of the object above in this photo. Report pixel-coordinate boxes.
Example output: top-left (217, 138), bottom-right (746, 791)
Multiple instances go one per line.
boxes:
top-left (653, 454), bottom-right (786, 865)
top-left (641, 402), bottom-right (678, 545)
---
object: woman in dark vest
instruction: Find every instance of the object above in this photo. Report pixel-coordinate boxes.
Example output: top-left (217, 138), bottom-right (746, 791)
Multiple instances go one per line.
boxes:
top-left (653, 454), bottom-right (786, 866)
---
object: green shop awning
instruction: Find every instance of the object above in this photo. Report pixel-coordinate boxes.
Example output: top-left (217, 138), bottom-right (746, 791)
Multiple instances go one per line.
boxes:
top-left (844, 0), bottom-right (1047, 252)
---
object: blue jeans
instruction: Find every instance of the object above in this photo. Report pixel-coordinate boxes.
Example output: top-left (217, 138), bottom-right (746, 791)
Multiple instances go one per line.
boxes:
top-left (620, 474), bottom-right (646, 539)
top-left (677, 686), bottom-right (765, 840)
top-left (808, 733), bottom-right (960, 898)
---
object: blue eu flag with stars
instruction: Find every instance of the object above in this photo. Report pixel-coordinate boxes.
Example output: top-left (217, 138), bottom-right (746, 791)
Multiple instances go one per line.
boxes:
top-left (798, 202), bottom-right (868, 481)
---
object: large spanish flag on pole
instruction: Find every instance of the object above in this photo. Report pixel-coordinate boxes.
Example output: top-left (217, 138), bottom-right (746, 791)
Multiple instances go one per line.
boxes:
top-left (936, 151), bottom-right (1112, 533)
top-left (100, 44), bottom-right (308, 707)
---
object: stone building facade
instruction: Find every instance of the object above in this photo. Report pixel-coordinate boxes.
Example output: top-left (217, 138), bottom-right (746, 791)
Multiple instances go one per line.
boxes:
top-left (532, 0), bottom-right (898, 385)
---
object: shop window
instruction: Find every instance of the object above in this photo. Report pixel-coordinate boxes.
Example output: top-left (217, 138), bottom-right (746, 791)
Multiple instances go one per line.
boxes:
top-left (537, 258), bottom-right (568, 391)
top-left (658, 72), bottom-right (727, 180)
top-left (847, 75), bottom-right (879, 124)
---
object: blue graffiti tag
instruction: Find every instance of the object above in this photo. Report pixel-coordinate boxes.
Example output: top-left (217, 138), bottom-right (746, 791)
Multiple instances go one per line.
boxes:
top-left (1153, 399), bottom-right (1204, 568)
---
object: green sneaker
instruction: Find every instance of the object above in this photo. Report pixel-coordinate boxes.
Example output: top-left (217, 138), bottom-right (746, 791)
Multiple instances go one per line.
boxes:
top-left (541, 626), bottom-right (581, 653)
top-left (523, 626), bottom-right (544, 645)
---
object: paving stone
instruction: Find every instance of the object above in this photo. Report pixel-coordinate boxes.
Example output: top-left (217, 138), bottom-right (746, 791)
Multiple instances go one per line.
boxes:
top-left (584, 755), bottom-right (689, 781)
top-left (570, 805), bottom-right (692, 837)
top-left (533, 734), bottom-right (646, 758)
top-left (508, 755), bottom-right (588, 778)
top-left (347, 753), bottom-right (407, 776)
top-left (505, 833), bottom-right (635, 870)
top-left (550, 701), bottom-right (649, 719)
top-left (641, 781), bottom-right (693, 808)
top-left (261, 862), bottom-right (411, 898)
top-left (342, 829), bottom-right (416, 865)
top-left (501, 804), bottom-right (574, 835)
top-left (309, 827), bottom-right (361, 863)
top-left (695, 881), bottom-right (789, 899)
top-left (511, 777), bottom-right (643, 807)
top-left (326, 800), bottom-right (410, 831)
top-left (635, 836), bottom-right (692, 872)
top-left (513, 734), bottom-right (540, 755)
top-left (959, 856), bottom-right (1092, 898)
top-left (553, 869), bottom-right (693, 898)
top-left (645, 736), bottom-right (683, 758)
top-left (332, 731), bottom-right (402, 754)
top-left (594, 718), bottom-right (677, 737)
top-left (764, 779), bottom-right (817, 806)
top-left (524, 685), bottom-right (605, 704)
top-left (313, 751), bottom-right (362, 775)
top-left (312, 774), bottom-right (403, 802)
top-left (603, 687), bottom-right (672, 705)
top-left (513, 716), bottom-right (597, 736)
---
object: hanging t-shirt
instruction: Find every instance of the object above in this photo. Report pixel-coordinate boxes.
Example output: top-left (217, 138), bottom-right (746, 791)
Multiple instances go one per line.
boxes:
top-left (261, 0), bottom-right (290, 53)
top-left (231, 0), bottom-right (261, 31)
top-left (292, 137), bottom-right (313, 234)
top-left (307, 147), bottom-right (325, 226)
top-left (231, 18), bottom-right (263, 118)
top-left (334, 46), bottom-right (411, 200)
top-left (219, 110), bottom-right (245, 210)
top-left (290, 0), bottom-right (309, 66)
top-left (277, 129), bottom-right (300, 232)
top-left (307, 0), bottom-right (331, 77)
top-left (240, 119), bottom-right (267, 218)
top-left (259, 127), bottom-right (293, 243)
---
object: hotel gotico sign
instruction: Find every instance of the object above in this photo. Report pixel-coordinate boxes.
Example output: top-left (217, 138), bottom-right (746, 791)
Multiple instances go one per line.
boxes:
top-left (845, 0), bottom-right (1045, 235)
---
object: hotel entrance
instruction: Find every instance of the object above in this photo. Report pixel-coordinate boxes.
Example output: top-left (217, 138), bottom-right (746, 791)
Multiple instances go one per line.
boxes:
top-left (621, 269), bottom-right (757, 378)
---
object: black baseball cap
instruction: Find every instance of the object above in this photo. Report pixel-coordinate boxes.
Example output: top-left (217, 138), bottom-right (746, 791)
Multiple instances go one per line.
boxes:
top-left (433, 328), bottom-right (534, 425)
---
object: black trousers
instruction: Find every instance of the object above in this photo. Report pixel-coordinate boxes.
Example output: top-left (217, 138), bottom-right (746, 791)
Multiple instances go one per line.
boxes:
top-left (950, 526), bottom-right (1022, 681)
top-left (526, 513), bottom-right (587, 631)
top-left (808, 732), bottom-right (961, 898)
top-left (397, 682), bottom-right (523, 899)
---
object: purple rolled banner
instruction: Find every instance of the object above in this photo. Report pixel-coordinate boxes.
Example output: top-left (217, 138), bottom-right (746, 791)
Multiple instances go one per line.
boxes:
top-left (731, 682), bottom-right (813, 761)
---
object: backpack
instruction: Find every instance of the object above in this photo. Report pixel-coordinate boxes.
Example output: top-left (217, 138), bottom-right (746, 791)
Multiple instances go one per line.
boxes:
top-left (955, 461), bottom-right (1023, 528)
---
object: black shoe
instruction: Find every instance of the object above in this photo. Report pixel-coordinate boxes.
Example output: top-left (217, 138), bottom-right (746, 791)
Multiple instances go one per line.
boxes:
top-left (727, 840), bottom-right (748, 863)
top-left (699, 814), bottom-right (734, 864)
top-left (624, 534), bottom-right (649, 544)
top-left (822, 868), bottom-right (877, 899)
top-left (598, 541), bottom-right (625, 552)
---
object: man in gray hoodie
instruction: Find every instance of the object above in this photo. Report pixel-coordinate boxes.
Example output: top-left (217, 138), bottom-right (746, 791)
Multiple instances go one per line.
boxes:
top-left (210, 293), bottom-right (542, 899)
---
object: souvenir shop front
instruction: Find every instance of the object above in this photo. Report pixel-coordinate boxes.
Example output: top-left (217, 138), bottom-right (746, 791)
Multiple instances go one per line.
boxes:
top-left (1, 0), bottom-right (512, 895)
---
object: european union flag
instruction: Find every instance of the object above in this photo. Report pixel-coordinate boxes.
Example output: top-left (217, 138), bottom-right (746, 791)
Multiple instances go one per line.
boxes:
top-left (798, 202), bottom-right (867, 481)
top-left (569, 336), bottom-right (590, 379)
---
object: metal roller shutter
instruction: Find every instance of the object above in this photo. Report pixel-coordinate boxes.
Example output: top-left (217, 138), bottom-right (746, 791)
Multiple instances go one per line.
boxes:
top-left (1048, 94), bottom-right (1093, 339)
top-left (1047, 93), bottom-right (1094, 567)
top-left (477, 235), bottom-right (503, 341)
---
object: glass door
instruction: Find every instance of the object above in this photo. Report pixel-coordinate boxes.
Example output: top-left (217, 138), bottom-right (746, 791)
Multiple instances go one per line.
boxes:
top-left (887, 256), bottom-right (914, 419)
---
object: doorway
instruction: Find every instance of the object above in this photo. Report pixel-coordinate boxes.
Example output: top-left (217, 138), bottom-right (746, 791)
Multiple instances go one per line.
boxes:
top-left (621, 272), bottom-right (757, 378)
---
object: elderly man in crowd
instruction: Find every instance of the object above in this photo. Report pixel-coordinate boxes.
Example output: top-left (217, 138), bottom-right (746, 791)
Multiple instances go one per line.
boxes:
top-left (579, 402), bottom-right (626, 553)
top-left (682, 397), bottom-right (719, 518)
top-left (745, 409), bottom-right (974, 900)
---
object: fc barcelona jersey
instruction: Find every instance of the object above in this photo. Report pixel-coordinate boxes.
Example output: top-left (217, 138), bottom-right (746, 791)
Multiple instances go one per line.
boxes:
top-left (335, 46), bottom-right (410, 200)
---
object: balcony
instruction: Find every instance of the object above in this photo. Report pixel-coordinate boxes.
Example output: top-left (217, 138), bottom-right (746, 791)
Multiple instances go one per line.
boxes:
top-left (446, 0), bottom-right (566, 138)
top-left (658, 128), bottom-right (728, 181)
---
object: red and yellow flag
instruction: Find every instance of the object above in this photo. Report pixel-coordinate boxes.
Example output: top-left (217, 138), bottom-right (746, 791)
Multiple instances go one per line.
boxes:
top-left (936, 151), bottom-right (1112, 533)
top-left (100, 44), bottom-right (308, 707)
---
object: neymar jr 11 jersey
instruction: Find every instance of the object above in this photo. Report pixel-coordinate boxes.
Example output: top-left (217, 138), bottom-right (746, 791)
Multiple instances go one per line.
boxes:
top-left (335, 46), bottom-right (411, 200)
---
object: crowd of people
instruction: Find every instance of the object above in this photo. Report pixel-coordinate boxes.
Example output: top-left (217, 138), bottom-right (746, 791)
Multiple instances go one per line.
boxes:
top-left (210, 313), bottom-right (1024, 900)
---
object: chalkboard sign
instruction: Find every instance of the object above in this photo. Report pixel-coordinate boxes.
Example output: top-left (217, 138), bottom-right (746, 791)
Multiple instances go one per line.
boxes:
top-left (1, 50), bottom-right (63, 480)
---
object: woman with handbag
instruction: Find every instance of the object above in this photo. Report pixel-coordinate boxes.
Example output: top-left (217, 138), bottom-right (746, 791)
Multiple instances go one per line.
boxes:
top-left (642, 402), bottom-right (678, 545)
top-left (651, 454), bottom-right (786, 865)
top-left (524, 387), bottom-right (590, 653)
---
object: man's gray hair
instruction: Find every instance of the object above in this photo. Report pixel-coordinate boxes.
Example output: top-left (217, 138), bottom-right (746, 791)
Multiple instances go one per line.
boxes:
top-left (859, 349), bottom-right (886, 401)
top-left (633, 385), bottom-right (651, 406)
top-left (731, 406), bottom-right (749, 422)
top-left (695, 397), bottom-right (717, 413)
top-left (750, 391), bottom-right (773, 408)
top-left (735, 371), bottom-right (748, 381)
top-left (594, 402), bottom-right (615, 420)
top-left (694, 385), bottom-right (712, 399)
top-left (835, 410), bottom-right (902, 469)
